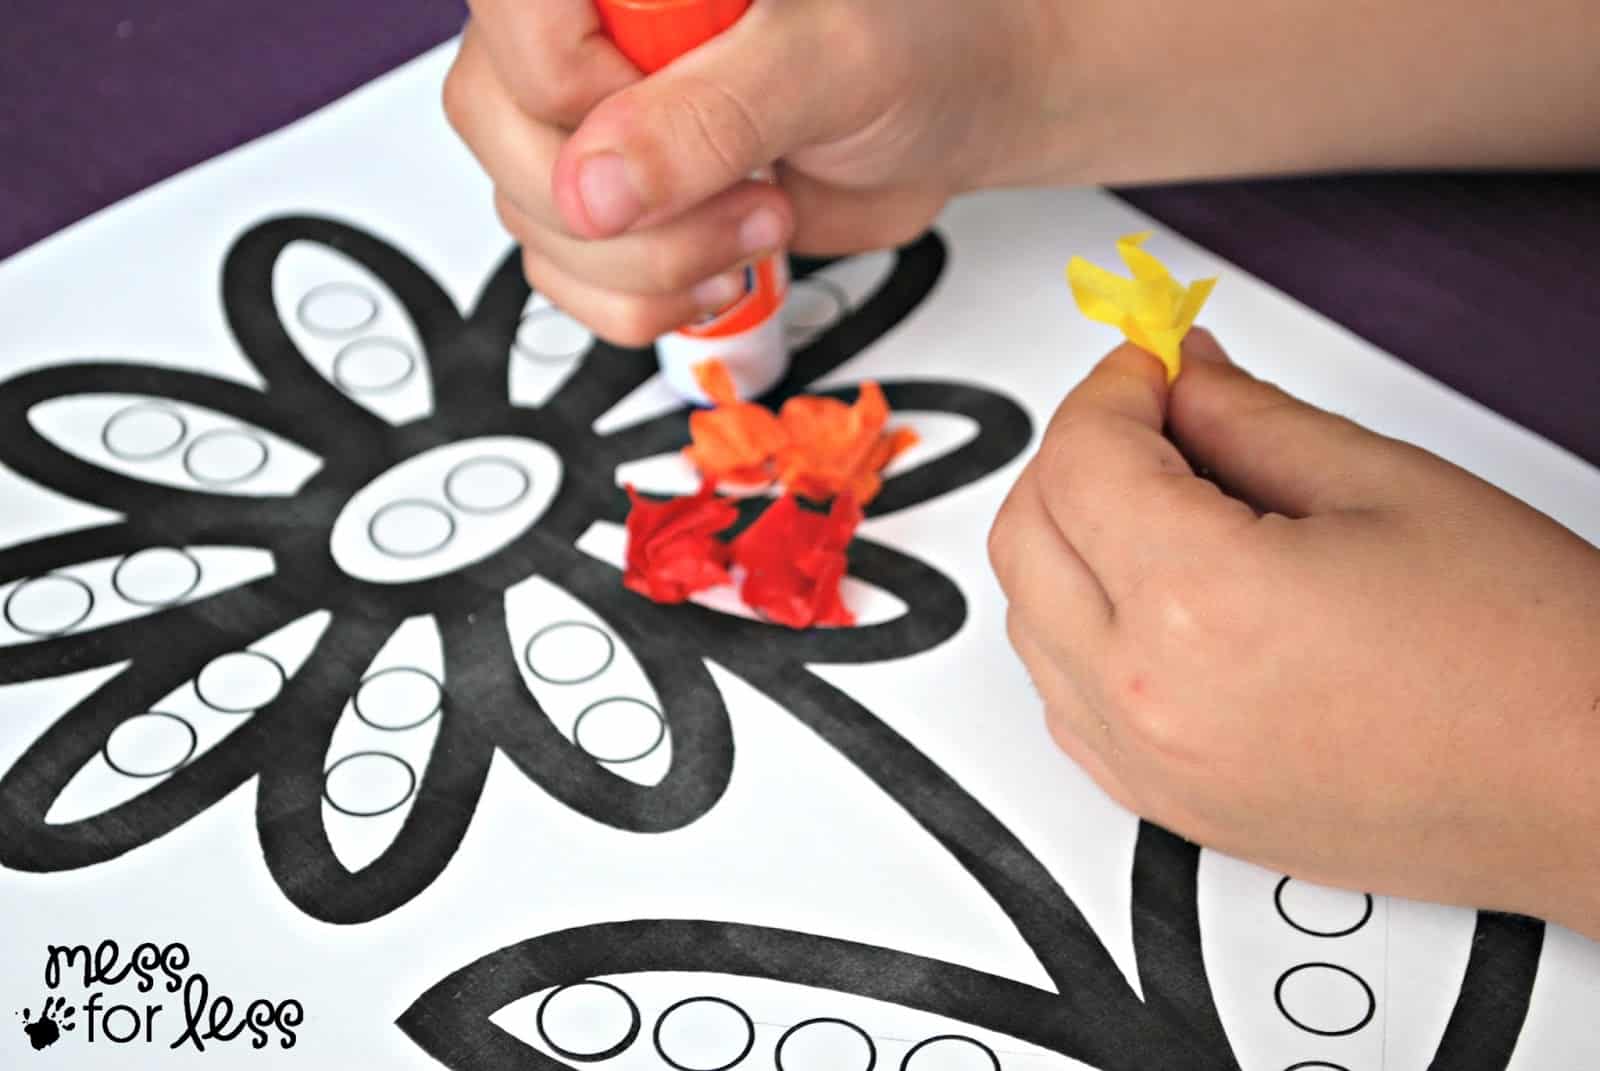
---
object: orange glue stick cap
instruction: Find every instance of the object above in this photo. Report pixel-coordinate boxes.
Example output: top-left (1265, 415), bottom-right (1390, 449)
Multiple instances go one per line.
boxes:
top-left (595, 0), bottom-right (753, 73)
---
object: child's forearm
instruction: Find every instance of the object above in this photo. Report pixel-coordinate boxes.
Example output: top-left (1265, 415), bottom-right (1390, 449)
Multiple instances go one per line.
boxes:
top-left (1023, 0), bottom-right (1600, 187)
top-left (1548, 672), bottom-right (1600, 941)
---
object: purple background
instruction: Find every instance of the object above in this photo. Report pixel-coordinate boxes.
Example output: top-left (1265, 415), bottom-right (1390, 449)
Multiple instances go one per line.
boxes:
top-left (3, 1), bottom-right (1597, 467)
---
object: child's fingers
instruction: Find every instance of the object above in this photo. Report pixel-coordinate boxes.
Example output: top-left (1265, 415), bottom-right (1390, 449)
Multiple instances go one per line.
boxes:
top-left (1169, 331), bottom-right (1420, 517)
top-left (462, 0), bottom-right (638, 127)
top-left (1005, 613), bottom-right (1142, 814)
top-left (552, 3), bottom-right (849, 238)
top-left (517, 246), bottom-right (727, 349)
top-left (1034, 344), bottom-right (1254, 601)
top-left (445, 30), bottom-right (571, 231)
top-left (500, 180), bottom-right (791, 299)
top-left (456, 29), bottom-right (794, 305)
top-left (988, 459), bottom-right (1114, 665)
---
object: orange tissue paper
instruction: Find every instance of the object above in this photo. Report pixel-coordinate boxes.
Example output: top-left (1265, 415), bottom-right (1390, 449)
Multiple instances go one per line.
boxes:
top-left (683, 359), bottom-right (788, 485)
top-left (773, 382), bottom-right (917, 505)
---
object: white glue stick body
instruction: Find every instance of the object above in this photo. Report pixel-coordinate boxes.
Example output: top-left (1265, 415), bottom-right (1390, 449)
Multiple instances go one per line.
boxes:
top-left (656, 243), bottom-right (790, 404)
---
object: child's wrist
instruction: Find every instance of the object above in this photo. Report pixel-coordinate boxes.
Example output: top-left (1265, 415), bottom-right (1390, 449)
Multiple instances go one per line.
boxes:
top-left (956, 0), bottom-right (1110, 190)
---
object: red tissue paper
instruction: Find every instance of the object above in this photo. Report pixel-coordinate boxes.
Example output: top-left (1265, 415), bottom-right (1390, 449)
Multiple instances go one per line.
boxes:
top-left (732, 493), bottom-right (863, 629)
top-left (628, 360), bottom-right (906, 628)
top-left (622, 480), bottom-right (737, 604)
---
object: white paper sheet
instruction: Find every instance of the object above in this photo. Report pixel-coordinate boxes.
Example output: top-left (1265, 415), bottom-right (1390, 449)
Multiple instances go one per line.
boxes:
top-left (2, 41), bottom-right (1597, 1071)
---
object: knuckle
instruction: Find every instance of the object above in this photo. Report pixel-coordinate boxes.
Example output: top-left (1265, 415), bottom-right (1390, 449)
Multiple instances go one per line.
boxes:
top-left (1097, 642), bottom-right (1190, 759)
top-left (519, 249), bottom-right (554, 293)
top-left (1152, 472), bottom-right (1250, 534)
top-left (1033, 427), bottom-right (1073, 486)
top-left (514, 222), bottom-right (563, 266)
top-left (536, 73), bottom-right (595, 126)
top-left (1104, 580), bottom-right (1267, 763)
top-left (1003, 605), bottom-right (1029, 657)
top-left (1123, 566), bottom-right (1229, 662)
top-left (640, 238), bottom-right (697, 294)
top-left (603, 298), bottom-right (666, 350)
top-left (1042, 705), bottom-right (1082, 757)
top-left (441, 57), bottom-right (474, 135)
top-left (1034, 417), bottom-right (1103, 492)
top-left (986, 490), bottom-right (1024, 583)
top-left (1041, 409), bottom-right (1102, 459)
top-left (1042, 699), bottom-right (1086, 747)
top-left (1114, 691), bottom-right (1191, 761)
top-left (488, 36), bottom-right (591, 125)
top-left (493, 191), bottom-right (525, 237)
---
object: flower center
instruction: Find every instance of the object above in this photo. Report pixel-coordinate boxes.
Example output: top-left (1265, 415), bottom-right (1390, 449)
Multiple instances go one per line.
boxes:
top-left (330, 437), bottom-right (562, 584)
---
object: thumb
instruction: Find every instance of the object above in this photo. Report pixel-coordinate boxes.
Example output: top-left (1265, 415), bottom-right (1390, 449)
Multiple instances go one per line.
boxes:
top-left (1170, 329), bottom-right (1427, 517)
top-left (552, 6), bottom-right (842, 238)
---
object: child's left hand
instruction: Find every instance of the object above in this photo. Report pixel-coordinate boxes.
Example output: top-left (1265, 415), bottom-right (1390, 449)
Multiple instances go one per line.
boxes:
top-left (988, 329), bottom-right (1600, 937)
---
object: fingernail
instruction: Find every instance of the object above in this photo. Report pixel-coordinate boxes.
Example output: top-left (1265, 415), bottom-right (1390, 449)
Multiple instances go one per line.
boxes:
top-left (692, 272), bottom-right (745, 314)
top-left (738, 208), bottom-right (784, 255)
top-left (577, 152), bottom-right (644, 234)
top-left (1184, 327), bottom-right (1232, 364)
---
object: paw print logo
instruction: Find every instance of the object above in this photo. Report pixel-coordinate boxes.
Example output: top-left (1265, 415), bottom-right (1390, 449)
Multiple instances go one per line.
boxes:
top-left (0, 216), bottom-right (1028, 925)
top-left (18, 998), bottom-right (76, 1051)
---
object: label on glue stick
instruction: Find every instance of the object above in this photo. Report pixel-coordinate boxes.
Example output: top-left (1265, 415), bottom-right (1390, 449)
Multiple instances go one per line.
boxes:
top-left (657, 170), bottom-right (791, 404)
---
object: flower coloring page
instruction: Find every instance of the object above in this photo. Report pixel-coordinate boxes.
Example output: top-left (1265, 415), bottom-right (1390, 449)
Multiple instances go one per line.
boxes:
top-left (3, 44), bottom-right (1599, 1071)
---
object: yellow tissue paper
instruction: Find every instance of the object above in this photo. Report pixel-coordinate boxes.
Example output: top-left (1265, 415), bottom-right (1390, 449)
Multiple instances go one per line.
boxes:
top-left (1067, 232), bottom-right (1218, 382)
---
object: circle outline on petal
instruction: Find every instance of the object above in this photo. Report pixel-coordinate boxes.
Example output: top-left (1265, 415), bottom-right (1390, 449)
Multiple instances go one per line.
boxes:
top-left (4, 573), bottom-right (95, 638)
top-left (535, 980), bottom-right (642, 1063)
top-left (111, 547), bottom-right (203, 608)
top-left (323, 750), bottom-right (419, 819)
top-left (524, 621), bottom-right (617, 686)
top-left (103, 711), bottom-right (199, 779)
top-left (573, 697), bottom-right (667, 765)
top-left (352, 666), bottom-right (445, 732)
top-left (297, 281), bottom-right (381, 337)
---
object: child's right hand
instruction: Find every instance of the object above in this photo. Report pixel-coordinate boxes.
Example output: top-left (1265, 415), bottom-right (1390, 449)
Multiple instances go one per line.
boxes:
top-left (443, 0), bottom-right (1071, 345)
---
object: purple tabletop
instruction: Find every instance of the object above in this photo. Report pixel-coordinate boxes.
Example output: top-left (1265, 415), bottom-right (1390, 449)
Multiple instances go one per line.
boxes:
top-left (4, 1), bottom-right (1598, 469)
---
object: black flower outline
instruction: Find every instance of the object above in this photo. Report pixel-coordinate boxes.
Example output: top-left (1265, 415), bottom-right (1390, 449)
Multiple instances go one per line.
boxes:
top-left (0, 217), bottom-right (1544, 1068)
top-left (0, 216), bottom-right (1027, 924)
top-left (399, 673), bottom-right (1545, 1070)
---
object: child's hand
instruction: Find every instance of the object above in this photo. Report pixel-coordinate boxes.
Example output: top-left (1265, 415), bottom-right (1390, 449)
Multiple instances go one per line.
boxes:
top-left (444, 0), bottom-right (1600, 347)
top-left (442, 0), bottom-right (1066, 345)
top-left (988, 330), bottom-right (1600, 937)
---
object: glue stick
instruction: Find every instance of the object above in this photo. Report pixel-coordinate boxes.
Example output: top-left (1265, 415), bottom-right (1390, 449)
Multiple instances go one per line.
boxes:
top-left (594, 0), bottom-right (791, 405)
